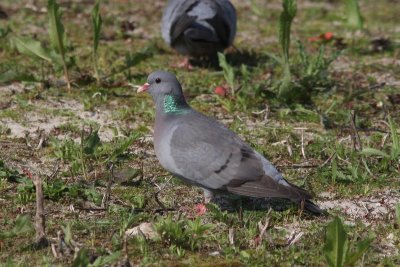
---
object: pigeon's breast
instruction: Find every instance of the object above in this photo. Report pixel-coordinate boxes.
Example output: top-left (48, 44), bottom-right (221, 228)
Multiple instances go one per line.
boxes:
top-left (154, 122), bottom-right (181, 175)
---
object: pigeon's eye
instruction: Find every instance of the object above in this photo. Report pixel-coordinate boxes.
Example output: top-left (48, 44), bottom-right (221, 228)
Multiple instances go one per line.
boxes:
top-left (155, 78), bottom-right (161, 84)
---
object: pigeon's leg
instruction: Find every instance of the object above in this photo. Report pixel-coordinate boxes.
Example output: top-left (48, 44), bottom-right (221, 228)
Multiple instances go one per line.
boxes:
top-left (202, 188), bottom-right (214, 203)
top-left (175, 57), bottom-right (194, 70)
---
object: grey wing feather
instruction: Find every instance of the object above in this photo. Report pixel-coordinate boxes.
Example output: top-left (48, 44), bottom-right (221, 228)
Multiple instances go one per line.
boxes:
top-left (169, 112), bottom-right (312, 202)
top-left (161, 0), bottom-right (198, 44)
top-left (214, 0), bottom-right (236, 45)
top-left (162, 0), bottom-right (236, 47)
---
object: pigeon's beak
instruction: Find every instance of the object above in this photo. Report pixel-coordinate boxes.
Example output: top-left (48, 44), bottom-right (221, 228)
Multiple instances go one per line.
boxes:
top-left (137, 83), bottom-right (150, 93)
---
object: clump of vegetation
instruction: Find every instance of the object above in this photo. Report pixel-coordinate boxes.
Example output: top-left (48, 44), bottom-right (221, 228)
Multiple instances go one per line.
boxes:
top-left (0, 215), bottom-right (34, 240)
top-left (9, 0), bottom-right (73, 88)
top-left (361, 116), bottom-right (400, 163)
top-left (323, 217), bottom-right (374, 267)
top-left (154, 215), bottom-right (213, 252)
top-left (275, 0), bottom-right (340, 104)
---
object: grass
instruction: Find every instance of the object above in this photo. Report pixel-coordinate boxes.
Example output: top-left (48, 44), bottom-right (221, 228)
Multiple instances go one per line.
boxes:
top-left (0, 0), bottom-right (399, 266)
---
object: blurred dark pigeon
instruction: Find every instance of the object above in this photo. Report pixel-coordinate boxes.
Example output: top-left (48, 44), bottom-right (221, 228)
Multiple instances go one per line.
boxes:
top-left (161, 0), bottom-right (236, 67)
top-left (137, 71), bottom-right (323, 214)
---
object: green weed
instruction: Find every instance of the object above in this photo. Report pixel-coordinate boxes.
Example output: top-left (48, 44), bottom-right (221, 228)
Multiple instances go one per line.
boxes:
top-left (154, 214), bottom-right (213, 251)
top-left (323, 217), bottom-right (374, 267)
top-left (48, 0), bottom-right (70, 89)
top-left (92, 0), bottom-right (102, 85)
top-left (218, 52), bottom-right (235, 95)
top-left (277, 0), bottom-right (297, 101)
top-left (344, 0), bottom-right (363, 29)
top-left (361, 116), bottom-right (400, 162)
top-left (0, 215), bottom-right (34, 240)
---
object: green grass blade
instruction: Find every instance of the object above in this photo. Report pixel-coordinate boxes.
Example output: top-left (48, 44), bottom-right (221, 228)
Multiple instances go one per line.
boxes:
top-left (89, 251), bottom-right (121, 267)
top-left (323, 217), bottom-right (348, 267)
top-left (345, 0), bottom-right (363, 29)
top-left (0, 69), bottom-right (38, 84)
top-left (360, 148), bottom-right (390, 159)
top-left (92, 0), bottom-right (102, 53)
top-left (217, 52), bottom-right (235, 95)
top-left (388, 115), bottom-right (400, 157)
top-left (345, 234), bottom-right (374, 266)
top-left (92, 0), bottom-right (102, 84)
top-left (396, 203), bottom-right (400, 226)
top-left (279, 0), bottom-right (297, 77)
top-left (83, 130), bottom-right (101, 155)
top-left (72, 248), bottom-right (90, 267)
top-left (11, 37), bottom-right (63, 67)
top-left (48, 0), bottom-right (66, 55)
top-left (48, 0), bottom-right (70, 89)
top-left (278, 0), bottom-right (297, 99)
top-left (0, 214), bottom-right (33, 239)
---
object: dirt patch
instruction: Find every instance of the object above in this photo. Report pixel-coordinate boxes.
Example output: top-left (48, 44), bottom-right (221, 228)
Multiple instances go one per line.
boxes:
top-left (319, 189), bottom-right (400, 225)
top-left (1, 89), bottom-right (123, 141)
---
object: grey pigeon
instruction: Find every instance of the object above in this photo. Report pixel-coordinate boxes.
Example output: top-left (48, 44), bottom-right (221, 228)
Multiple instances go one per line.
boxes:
top-left (138, 71), bottom-right (323, 214)
top-left (161, 0), bottom-right (236, 59)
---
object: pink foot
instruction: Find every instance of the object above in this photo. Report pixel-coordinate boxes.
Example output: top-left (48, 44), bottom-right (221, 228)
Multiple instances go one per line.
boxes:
top-left (174, 58), bottom-right (194, 70)
top-left (194, 203), bottom-right (207, 216)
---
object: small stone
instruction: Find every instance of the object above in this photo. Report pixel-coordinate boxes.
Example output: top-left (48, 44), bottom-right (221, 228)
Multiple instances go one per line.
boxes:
top-left (125, 222), bottom-right (158, 240)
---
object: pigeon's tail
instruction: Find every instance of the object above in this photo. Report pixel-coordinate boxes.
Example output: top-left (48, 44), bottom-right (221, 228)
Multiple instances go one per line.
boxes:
top-left (303, 199), bottom-right (326, 216)
top-left (285, 180), bottom-right (326, 215)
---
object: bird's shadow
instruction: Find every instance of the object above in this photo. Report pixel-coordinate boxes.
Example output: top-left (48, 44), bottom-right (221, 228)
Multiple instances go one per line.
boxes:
top-left (211, 195), bottom-right (301, 213)
top-left (188, 49), bottom-right (272, 69)
top-left (225, 49), bottom-right (272, 67)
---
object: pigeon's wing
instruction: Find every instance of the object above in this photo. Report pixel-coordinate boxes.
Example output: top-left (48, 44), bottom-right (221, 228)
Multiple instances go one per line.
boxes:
top-left (185, 0), bottom-right (236, 46)
top-left (212, 0), bottom-right (236, 46)
top-left (161, 0), bottom-right (198, 45)
top-left (170, 14), bottom-right (197, 42)
top-left (169, 112), bottom-right (312, 202)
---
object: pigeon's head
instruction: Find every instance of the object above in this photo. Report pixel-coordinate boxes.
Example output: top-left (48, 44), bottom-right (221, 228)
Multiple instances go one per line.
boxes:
top-left (137, 71), bottom-right (184, 101)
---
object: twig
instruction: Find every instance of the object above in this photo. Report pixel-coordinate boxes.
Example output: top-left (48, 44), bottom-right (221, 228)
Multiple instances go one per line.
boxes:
top-left (48, 161), bottom-right (60, 180)
top-left (286, 138), bottom-right (293, 157)
top-left (74, 207), bottom-right (107, 211)
top-left (154, 190), bottom-right (167, 211)
top-left (337, 155), bottom-right (352, 165)
top-left (357, 127), bottom-right (389, 134)
top-left (33, 174), bottom-right (48, 245)
top-left (258, 209), bottom-right (272, 246)
top-left (320, 153), bottom-right (336, 168)
top-left (252, 105), bottom-right (270, 123)
top-left (350, 110), bottom-right (362, 151)
top-left (288, 231), bottom-right (304, 247)
top-left (298, 199), bottom-right (305, 217)
top-left (380, 133), bottom-right (389, 149)
top-left (36, 135), bottom-right (44, 150)
top-left (300, 128), bottom-right (307, 159)
top-left (367, 82), bottom-right (385, 90)
top-left (51, 243), bottom-right (58, 258)
top-left (276, 164), bottom-right (319, 169)
top-left (80, 128), bottom-right (89, 180)
top-left (102, 163), bottom-right (114, 209)
top-left (123, 234), bottom-right (131, 267)
top-left (228, 228), bottom-right (235, 246)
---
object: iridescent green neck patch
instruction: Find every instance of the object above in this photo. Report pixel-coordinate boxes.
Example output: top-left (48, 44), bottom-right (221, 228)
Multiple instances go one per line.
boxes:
top-left (163, 95), bottom-right (187, 114)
